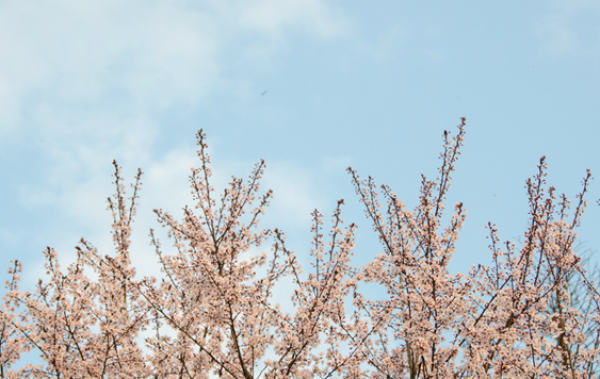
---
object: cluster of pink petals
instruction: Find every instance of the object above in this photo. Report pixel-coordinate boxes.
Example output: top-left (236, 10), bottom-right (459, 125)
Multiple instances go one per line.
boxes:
top-left (1, 120), bottom-right (599, 379)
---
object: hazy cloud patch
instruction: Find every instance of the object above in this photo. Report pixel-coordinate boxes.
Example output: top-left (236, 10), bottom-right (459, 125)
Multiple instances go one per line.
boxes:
top-left (5, 0), bottom-right (350, 296)
top-left (534, 0), bottom-right (600, 55)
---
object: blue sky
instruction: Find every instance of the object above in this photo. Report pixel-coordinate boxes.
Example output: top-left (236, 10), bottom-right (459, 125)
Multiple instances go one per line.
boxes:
top-left (1, 0), bottom-right (599, 320)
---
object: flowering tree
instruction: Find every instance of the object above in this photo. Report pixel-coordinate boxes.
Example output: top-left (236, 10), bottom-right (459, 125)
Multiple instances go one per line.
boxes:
top-left (541, 242), bottom-right (600, 378)
top-left (1, 119), bottom-right (598, 379)
top-left (344, 119), bottom-right (600, 378)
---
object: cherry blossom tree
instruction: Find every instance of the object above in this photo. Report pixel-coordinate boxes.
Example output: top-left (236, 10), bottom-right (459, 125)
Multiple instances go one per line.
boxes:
top-left (343, 119), bottom-right (599, 378)
top-left (1, 119), bottom-right (598, 379)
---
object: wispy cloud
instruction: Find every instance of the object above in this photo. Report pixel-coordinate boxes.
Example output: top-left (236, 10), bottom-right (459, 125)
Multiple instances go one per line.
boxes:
top-left (534, 0), bottom-right (600, 55)
top-left (0, 1), bottom-right (349, 134)
top-left (6, 0), bottom-right (350, 286)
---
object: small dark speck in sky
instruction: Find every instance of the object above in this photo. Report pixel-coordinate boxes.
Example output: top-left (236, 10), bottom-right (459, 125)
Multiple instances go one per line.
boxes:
top-left (261, 91), bottom-right (267, 96)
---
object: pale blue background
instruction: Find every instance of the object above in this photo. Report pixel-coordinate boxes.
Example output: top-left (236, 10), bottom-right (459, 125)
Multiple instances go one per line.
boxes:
top-left (1, 0), bottom-right (599, 368)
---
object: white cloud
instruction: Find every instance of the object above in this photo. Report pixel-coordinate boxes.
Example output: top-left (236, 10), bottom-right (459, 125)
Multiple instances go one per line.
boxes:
top-left (534, 0), bottom-right (600, 55)
top-left (237, 0), bottom-right (350, 40)
top-left (7, 0), bottom-right (350, 291)
top-left (4, 0), bottom-right (351, 229)
top-left (261, 161), bottom-right (327, 227)
top-left (0, 0), bottom-right (349, 134)
top-left (0, 1), bottom-right (218, 134)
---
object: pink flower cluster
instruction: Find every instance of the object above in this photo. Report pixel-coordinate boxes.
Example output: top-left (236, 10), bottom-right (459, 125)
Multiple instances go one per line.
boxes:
top-left (1, 119), bottom-right (598, 378)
